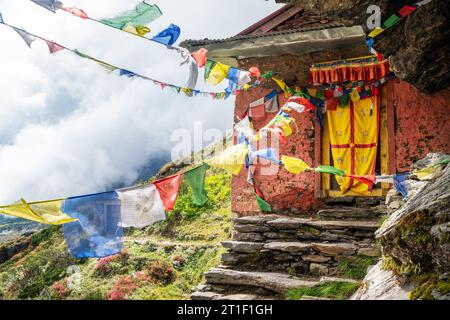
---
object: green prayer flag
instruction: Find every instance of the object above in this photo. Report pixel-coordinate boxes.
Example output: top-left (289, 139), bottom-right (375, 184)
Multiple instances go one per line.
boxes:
top-left (185, 164), bottom-right (208, 206)
top-left (204, 59), bottom-right (215, 80)
top-left (338, 94), bottom-right (350, 107)
top-left (383, 15), bottom-right (400, 29)
top-left (255, 194), bottom-right (272, 212)
top-left (315, 165), bottom-right (345, 176)
top-left (100, 1), bottom-right (163, 30)
top-left (261, 71), bottom-right (273, 79)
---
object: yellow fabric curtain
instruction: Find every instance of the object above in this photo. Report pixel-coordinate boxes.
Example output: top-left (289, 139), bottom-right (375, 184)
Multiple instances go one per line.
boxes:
top-left (327, 96), bottom-right (379, 194)
top-left (0, 199), bottom-right (76, 225)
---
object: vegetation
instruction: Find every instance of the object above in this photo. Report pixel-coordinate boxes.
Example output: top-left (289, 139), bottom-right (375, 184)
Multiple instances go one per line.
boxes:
top-left (285, 281), bottom-right (360, 300)
top-left (408, 273), bottom-right (450, 300)
top-left (0, 166), bottom-right (231, 300)
top-left (337, 256), bottom-right (380, 280)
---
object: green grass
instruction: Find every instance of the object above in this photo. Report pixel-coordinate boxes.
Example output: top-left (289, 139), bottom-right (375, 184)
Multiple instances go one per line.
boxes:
top-left (337, 256), bottom-right (379, 280)
top-left (285, 281), bottom-right (360, 300)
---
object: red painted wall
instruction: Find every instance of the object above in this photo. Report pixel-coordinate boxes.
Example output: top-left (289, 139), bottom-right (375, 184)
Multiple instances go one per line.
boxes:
top-left (393, 80), bottom-right (450, 172)
top-left (231, 80), bottom-right (450, 216)
top-left (232, 88), bottom-right (321, 215)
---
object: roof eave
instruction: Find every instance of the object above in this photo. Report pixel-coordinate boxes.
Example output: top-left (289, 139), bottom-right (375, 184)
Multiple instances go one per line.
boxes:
top-left (181, 25), bottom-right (366, 66)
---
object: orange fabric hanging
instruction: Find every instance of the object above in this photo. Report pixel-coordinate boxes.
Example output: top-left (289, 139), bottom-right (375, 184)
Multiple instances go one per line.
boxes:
top-left (310, 57), bottom-right (390, 85)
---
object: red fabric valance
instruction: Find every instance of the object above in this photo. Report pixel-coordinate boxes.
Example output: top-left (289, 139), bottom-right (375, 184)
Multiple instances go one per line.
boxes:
top-left (309, 58), bottom-right (390, 85)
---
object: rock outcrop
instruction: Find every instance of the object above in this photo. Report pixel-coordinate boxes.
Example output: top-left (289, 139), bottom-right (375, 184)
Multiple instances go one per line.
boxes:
top-left (354, 153), bottom-right (450, 300)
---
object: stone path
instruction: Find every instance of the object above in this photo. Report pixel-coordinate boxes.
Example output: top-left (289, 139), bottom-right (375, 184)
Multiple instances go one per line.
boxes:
top-left (191, 197), bottom-right (385, 300)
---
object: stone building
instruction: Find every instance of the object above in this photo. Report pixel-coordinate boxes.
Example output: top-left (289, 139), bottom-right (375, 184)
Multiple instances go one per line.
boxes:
top-left (182, 3), bottom-right (450, 215)
top-left (181, 3), bottom-right (450, 299)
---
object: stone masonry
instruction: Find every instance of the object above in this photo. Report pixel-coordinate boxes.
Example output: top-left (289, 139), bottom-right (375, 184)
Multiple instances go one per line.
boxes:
top-left (191, 197), bottom-right (384, 300)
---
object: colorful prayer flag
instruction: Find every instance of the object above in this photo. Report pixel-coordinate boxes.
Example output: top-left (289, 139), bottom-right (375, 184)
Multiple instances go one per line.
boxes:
top-left (119, 69), bottom-right (136, 78)
top-left (123, 25), bottom-right (151, 37)
top-left (13, 27), bottom-right (37, 48)
top-left (315, 165), bottom-right (345, 176)
top-left (62, 7), bottom-right (88, 19)
top-left (192, 48), bottom-right (208, 67)
top-left (62, 192), bottom-right (123, 258)
top-left (151, 23), bottom-right (181, 46)
top-left (368, 27), bottom-right (385, 38)
top-left (283, 96), bottom-right (315, 113)
top-left (0, 199), bottom-right (76, 225)
top-left (206, 144), bottom-right (249, 175)
top-left (116, 184), bottom-right (166, 228)
top-left (394, 174), bottom-right (409, 198)
top-left (346, 175), bottom-right (376, 188)
top-left (0, 12), bottom-right (4, 24)
top-left (44, 39), bottom-right (64, 54)
top-left (272, 77), bottom-right (289, 97)
top-left (31, 0), bottom-right (61, 13)
top-left (399, 5), bottom-right (417, 17)
top-left (154, 175), bottom-right (182, 211)
top-left (255, 194), bottom-right (272, 212)
top-left (281, 156), bottom-right (311, 174)
top-left (383, 15), bottom-right (400, 29)
top-left (184, 164), bottom-right (208, 206)
top-left (249, 66), bottom-right (261, 78)
top-left (250, 148), bottom-right (280, 164)
top-left (206, 62), bottom-right (230, 85)
top-left (100, 1), bottom-right (162, 30)
top-left (375, 175), bottom-right (394, 184)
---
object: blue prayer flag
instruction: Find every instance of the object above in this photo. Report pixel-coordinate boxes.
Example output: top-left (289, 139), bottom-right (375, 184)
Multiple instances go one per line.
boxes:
top-left (250, 148), bottom-right (280, 165)
top-left (62, 192), bottom-right (123, 258)
top-left (0, 12), bottom-right (4, 24)
top-left (152, 23), bottom-right (181, 46)
top-left (394, 174), bottom-right (409, 198)
top-left (119, 69), bottom-right (136, 78)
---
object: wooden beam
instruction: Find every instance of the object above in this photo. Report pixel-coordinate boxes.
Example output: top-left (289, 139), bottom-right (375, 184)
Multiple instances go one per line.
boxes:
top-left (386, 80), bottom-right (397, 174)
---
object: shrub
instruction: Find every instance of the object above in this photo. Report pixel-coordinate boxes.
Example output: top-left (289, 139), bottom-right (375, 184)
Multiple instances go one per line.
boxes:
top-left (52, 279), bottom-right (71, 299)
top-left (172, 255), bottom-right (186, 270)
top-left (145, 261), bottom-right (176, 285)
top-left (107, 276), bottom-right (138, 300)
top-left (94, 251), bottom-right (129, 277)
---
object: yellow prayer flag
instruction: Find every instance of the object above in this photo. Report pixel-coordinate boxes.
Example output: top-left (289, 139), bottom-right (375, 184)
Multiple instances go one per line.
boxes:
top-left (206, 144), bottom-right (249, 175)
top-left (0, 199), bottom-right (77, 225)
top-left (349, 88), bottom-right (360, 102)
top-left (272, 77), bottom-right (289, 98)
top-left (413, 166), bottom-right (439, 180)
top-left (207, 62), bottom-right (230, 85)
top-left (307, 88), bottom-right (318, 97)
top-left (122, 25), bottom-right (151, 37)
top-left (368, 27), bottom-right (385, 38)
top-left (281, 156), bottom-right (311, 174)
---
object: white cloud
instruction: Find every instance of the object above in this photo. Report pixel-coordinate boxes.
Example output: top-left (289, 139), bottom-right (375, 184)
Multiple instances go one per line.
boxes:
top-left (0, 0), bottom-right (283, 203)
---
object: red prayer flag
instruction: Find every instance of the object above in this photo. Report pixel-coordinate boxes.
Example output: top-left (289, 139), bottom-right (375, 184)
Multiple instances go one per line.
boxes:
top-left (62, 7), bottom-right (88, 19)
top-left (399, 5), bottom-right (416, 17)
top-left (154, 174), bottom-right (182, 211)
top-left (44, 40), bottom-right (65, 54)
top-left (249, 66), bottom-right (261, 78)
top-left (347, 175), bottom-right (376, 188)
top-left (192, 48), bottom-right (208, 68)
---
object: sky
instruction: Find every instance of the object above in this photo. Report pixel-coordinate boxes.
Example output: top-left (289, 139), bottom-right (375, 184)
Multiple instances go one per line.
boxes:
top-left (0, 0), bottom-right (283, 203)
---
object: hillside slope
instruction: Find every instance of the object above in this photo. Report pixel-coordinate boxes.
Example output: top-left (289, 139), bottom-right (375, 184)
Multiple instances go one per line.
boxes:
top-left (0, 154), bottom-right (232, 300)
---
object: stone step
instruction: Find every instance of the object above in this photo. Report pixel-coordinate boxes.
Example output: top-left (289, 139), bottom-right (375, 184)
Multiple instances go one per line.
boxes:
top-left (191, 291), bottom-right (279, 300)
top-left (220, 240), bottom-right (380, 276)
top-left (232, 216), bottom-right (381, 243)
top-left (316, 207), bottom-right (383, 220)
top-left (204, 268), bottom-right (321, 294)
top-left (265, 218), bottom-right (381, 231)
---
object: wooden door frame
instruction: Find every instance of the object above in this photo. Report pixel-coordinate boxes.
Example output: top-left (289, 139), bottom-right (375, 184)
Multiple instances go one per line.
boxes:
top-left (314, 82), bottom-right (396, 198)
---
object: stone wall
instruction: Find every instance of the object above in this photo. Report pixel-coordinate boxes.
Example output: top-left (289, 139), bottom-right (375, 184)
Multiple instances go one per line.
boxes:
top-left (392, 81), bottom-right (450, 172)
top-left (232, 66), bottom-right (450, 216)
